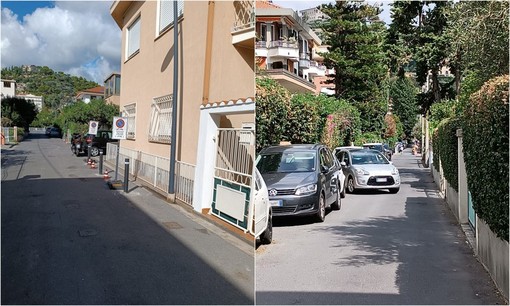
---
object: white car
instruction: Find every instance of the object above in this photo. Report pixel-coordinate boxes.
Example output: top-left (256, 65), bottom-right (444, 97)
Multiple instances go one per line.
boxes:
top-left (336, 148), bottom-right (400, 193)
top-left (252, 168), bottom-right (272, 244)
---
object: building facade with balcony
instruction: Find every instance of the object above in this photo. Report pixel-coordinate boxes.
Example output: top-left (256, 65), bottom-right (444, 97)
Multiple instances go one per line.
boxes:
top-left (255, 0), bottom-right (331, 94)
top-left (110, 0), bottom-right (256, 233)
top-left (104, 73), bottom-right (121, 106)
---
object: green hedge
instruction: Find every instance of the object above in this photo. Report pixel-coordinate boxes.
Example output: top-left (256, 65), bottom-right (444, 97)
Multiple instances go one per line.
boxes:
top-left (431, 128), bottom-right (440, 172)
top-left (255, 77), bottom-right (289, 152)
top-left (462, 75), bottom-right (509, 241)
top-left (285, 94), bottom-right (321, 144)
top-left (437, 118), bottom-right (460, 192)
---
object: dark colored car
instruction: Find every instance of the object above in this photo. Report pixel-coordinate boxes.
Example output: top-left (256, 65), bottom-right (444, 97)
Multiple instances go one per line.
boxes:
top-left (256, 144), bottom-right (342, 222)
top-left (362, 142), bottom-right (393, 161)
top-left (74, 130), bottom-right (117, 157)
top-left (46, 127), bottom-right (62, 138)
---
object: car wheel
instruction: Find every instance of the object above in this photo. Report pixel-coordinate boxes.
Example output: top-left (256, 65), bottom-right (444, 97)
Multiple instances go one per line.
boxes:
top-left (316, 194), bottom-right (326, 222)
top-left (260, 211), bottom-right (272, 245)
top-left (389, 187), bottom-right (400, 194)
top-left (332, 184), bottom-right (341, 211)
top-left (347, 176), bottom-right (356, 194)
top-left (90, 146), bottom-right (100, 157)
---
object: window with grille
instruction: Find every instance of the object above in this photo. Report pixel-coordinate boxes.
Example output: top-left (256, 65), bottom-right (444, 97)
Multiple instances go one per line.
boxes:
top-left (148, 95), bottom-right (172, 143)
top-left (126, 16), bottom-right (141, 59)
top-left (123, 103), bottom-right (136, 139)
top-left (158, 0), bottom-right (184, 34)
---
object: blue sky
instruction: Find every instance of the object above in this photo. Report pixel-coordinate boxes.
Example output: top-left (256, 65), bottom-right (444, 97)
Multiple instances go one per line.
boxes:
top-left (0, 1), bottom-right (121, 84)
top-left (1, 1), bottom-right (54, 21)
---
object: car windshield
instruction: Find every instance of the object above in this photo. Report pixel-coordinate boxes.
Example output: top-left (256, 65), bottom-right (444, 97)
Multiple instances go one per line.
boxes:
top-left (364, 144), bottom-right (383, 151)
top-left (351, 151), bottom-right (389, 165)
top-left (257, 151), bottom-right (316, 173)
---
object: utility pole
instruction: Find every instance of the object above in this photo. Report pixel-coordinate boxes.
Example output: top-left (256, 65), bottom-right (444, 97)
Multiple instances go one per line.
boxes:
top-left (168, 1), bottom-right (179, 198)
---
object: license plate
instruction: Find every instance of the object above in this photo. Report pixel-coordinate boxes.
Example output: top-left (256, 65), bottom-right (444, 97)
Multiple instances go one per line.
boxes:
top-left (270, 200), bottom-right (282, 207)
top-left (376, 177), bottom-right (387, 183)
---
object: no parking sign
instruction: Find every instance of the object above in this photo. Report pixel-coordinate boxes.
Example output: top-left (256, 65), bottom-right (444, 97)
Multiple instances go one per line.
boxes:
top-left (88, 121), bottom-right (99, 135)
top-left (112, 117), bottom-right (128, 140)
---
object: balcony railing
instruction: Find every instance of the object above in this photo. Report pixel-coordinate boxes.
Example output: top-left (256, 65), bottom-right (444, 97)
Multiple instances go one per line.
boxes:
top-left (268, 40), bottom-right (298, 49)
top-left (232, 0), bottom-right (254, 32)
top-left (256, 41), bottom-right (267, 48)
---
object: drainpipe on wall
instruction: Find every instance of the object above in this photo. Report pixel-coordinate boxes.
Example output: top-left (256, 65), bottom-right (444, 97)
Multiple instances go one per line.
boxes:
top-left (202, 1), bottom-right (215, 104)
top-left (168, 0), bottom-right (179, 196)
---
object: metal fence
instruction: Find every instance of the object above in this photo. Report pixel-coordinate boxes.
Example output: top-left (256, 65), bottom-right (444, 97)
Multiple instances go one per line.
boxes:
top-left (105, 143), bottom-right (195, 206)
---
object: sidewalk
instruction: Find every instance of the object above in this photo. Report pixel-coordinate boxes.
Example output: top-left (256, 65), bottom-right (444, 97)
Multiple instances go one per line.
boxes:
top-left (102, 161), bottom-right (254, 255)
top-left (392, 148), bottom-right (478, 258)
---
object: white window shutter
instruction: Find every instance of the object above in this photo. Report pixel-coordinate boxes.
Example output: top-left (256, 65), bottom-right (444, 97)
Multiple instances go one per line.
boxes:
top-left (127, 17), bottom-right (140, 57)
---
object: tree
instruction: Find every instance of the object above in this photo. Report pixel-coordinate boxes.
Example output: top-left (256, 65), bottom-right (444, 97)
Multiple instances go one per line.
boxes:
top-left (1, 97), bottom-right (38, 129)
top-left (319, 1), bottom-right (387, 104)
top-left (445, 1), bottom-right (509, 94)
top-left (31, 106), bottom-right (58, 127)
top-left (389, 76), bottom-right (420, 139)
top-left (56, 99), bottom-right (119, 134)
top-left (389, 1), bottom-right (452, 114)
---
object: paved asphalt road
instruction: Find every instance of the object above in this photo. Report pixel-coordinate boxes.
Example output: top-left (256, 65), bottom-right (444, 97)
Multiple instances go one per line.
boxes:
top-left (255, 149), bottom-right (506, 305)
top-left (1, 131), bottom-right (254, 305)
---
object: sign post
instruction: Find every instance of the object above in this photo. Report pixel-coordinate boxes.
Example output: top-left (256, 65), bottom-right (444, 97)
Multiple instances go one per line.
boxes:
top-left (112, 117), bottom-right (128, 181)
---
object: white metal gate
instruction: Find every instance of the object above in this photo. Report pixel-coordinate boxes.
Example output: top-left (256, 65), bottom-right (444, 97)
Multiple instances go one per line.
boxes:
top-left (210, 128), bottom-right (255, 231)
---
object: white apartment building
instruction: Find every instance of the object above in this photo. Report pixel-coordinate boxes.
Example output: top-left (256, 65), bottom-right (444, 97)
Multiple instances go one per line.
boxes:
top-left (17, 94), bottom-right (44, 111)
top-left (1, 79), bottom-right (16, 99)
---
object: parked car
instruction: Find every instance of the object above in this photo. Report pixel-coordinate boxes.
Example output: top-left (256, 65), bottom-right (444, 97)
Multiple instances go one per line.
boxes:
top-left (362, 142), bottom-right (393, 161)
top-left (75, 130), bottom-right (118, 157)
top-left (256, 144), bottom-right (341, 222)
top-left (334, 146), bottom-right (363, 156)
top-left (46, 127), bottom-right (62, 138)
top-left (335, 148), bottom-right (400, 194)
top-left (252, 168), bottom-right (272, 245)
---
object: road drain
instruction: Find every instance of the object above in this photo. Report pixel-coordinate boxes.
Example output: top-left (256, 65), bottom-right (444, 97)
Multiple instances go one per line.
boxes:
top-left (162, 222), bottom-right (183, 230)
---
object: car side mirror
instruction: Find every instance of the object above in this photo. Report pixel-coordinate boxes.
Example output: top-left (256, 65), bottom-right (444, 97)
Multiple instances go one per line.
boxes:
top-left (321, 165), bottom-right (329, 173)
top-left (340, 161), bottom-right (346, 167)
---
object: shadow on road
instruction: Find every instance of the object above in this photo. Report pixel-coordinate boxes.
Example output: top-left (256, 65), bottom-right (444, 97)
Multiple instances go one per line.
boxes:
top-left (2, 175), bottom-right (254, 304)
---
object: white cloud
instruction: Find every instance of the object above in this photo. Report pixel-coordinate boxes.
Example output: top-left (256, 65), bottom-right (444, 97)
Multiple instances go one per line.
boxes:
top-left (1, 1), bottom-right (121, 84)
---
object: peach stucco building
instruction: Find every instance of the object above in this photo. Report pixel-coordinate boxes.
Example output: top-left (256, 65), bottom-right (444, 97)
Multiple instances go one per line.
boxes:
top-left (110, 0), bottom-right (256, 232)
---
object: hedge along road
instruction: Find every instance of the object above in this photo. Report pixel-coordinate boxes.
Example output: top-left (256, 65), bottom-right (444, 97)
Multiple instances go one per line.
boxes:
top-left (255, 148), bottom-right (506, 305)
top-left (1, 131), bottom-right (254, 305)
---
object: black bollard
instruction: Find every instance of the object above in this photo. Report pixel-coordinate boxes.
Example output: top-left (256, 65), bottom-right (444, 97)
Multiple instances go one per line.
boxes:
top-left (87, 144), bottom-right (91, 163)
top-left (98, 150), bottom-right (103, 175)
top-left (123, 158), bottom-right (129, 193)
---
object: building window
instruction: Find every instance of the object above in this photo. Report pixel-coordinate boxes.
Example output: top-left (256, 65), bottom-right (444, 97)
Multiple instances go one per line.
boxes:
top-left (158, 0), bottom-right (184, 34)
top-left (260, 24), bottom-right (267, 41)
top-left (148, 94), bottom-right (173, 143)
top-left (114, 76), bottom-right (121, 95)
top-left (126, 16), bottom-right (141, 59)
top-left (3, 81), bottom-right (11, 88)
top-left (123, 103), bottom-right (136, 139)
